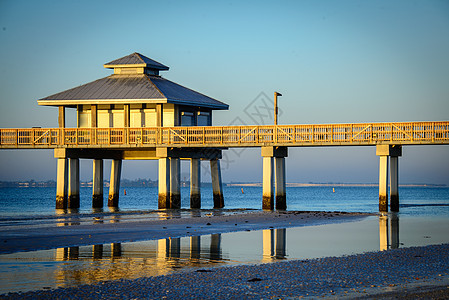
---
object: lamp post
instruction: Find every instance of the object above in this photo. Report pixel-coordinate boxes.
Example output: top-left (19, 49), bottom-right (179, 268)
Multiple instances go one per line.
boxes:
top-left (274, 91), bottom-right (282, 125)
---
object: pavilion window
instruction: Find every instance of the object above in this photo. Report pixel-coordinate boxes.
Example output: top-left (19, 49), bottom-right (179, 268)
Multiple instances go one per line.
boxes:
top-left (197, 111), bottom-right (211, 126)
top-left (181, 111), bottom-right (195, 126)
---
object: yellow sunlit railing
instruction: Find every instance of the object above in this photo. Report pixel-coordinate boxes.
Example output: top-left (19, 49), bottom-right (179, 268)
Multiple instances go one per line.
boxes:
top-left (1, 121), bottom-right (448, 148)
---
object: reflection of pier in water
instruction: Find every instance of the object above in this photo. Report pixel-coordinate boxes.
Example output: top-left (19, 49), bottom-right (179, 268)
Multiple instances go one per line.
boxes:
top-left (379, 213), bottom-right (399, 251)
top-left (51, 217), bottom-right (399, 287)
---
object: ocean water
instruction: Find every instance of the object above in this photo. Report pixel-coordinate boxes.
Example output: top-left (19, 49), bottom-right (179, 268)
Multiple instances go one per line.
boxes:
top-left (0, 186), bottom-right (448, 294)
top-left (0, 185), bottom-right (448, 218)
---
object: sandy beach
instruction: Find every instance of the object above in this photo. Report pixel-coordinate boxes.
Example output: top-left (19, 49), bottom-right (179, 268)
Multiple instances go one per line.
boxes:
top-left (1, 211), bottom-right (449, 299)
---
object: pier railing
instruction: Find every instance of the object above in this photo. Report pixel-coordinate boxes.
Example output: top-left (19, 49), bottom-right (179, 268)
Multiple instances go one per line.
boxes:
top-left (1, 121), bottom-right (448, 149)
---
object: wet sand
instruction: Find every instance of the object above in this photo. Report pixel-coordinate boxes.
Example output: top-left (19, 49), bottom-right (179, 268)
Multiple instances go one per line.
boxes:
top-left (0, 210), bottom-right (367, 255)
top-left (1, 242), bottom-right (448, 299)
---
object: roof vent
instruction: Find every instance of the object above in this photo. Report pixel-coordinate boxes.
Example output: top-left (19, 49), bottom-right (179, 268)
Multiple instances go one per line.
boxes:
top-left (104, 52), bottom-right (169, 75)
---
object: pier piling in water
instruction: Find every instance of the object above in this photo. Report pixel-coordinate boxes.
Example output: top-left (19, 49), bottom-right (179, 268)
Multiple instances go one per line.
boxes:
top-left (190, 158), bottom-right (201, 209)
top-left (108, 159), bottom-right (122, 207)
top-left (56, 158), bottom-right (68, 209)
top-left (262, 156), bottom-right (274, 210)
top-left (158, 157), bottom-right (170, 209)
top-left (92, 159), bottom-right (104, 208)
top-left (210, 159), bottom-right (224, 208)
top-left (376, 145), bottom-right (402, 212)
top-left (67, 158), bottom-right (80, 208)
top-left (169, 158), bottom-right (181, 209)
top-left (262, 147), bottom-right (287, 210)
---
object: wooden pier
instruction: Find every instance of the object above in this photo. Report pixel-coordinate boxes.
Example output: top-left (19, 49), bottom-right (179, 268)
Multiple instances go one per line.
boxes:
top-left (1, 53), bottom-right (448, 212)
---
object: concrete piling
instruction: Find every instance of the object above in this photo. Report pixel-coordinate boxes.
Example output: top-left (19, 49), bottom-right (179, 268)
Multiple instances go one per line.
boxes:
top-left (170, 158), bottom-right (181, 209)
top-left (376, 145), bottom-right (402, 212)
top-left (274, 157), bottom-right (286, 210)
top-left (67, 158), bottom-right (80, 209)
top-left (190, 158), bottom-right (201, 209)
top-left (158, 158), bottom-right (170, 209)
top-left (56, 158), bottom-right (68, 209)
top-left (378, 155), bottom-right (389, 212)
top-left (262, 157), bottom-right (274, 210)
top-left (210, 159), bottom-right (224, 208)
top-left (92, 159), bottom-right (104, 208)
top-left (262, 147), bottom-right (287, 210)
top-left (390, 156), bottom-right (399, 212)
top-left (108, 159), bottom-right (122, 207)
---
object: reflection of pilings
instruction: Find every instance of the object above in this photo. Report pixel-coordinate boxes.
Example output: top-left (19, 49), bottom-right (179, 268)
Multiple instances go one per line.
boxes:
top-left (190, 236), bottom-right (201, 259)
top-left (275, 228), bottom-right (286, 258)
top-left (379, 215), bottom-right (389, 251)
top-left (263, 229), bottom-right (274, 260)
top-left (56, 247), bottom-right (80, 260)
top-left (169, 238), bottom-right (181, 258)
top-left (111, 243), bottom-right (122, 258)
top-left (379, 214), bottom-right (400, 250)
top-left (210, 234), bottom-right (222, 261)
top-left (93, 244), bottom-right (103, 259)
top-left (157, 238), bottom-right (181, 259)
top-left (262, 228), bottom-right (287, 260)
top-left (157, 239), bottom-right (169, 258)
top-left (390, 213), bottom-right (399, 249)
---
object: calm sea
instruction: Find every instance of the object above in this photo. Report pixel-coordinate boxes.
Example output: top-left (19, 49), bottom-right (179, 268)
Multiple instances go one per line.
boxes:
top-left (0, 186), bottom-right (449, 294)
top-left (0, 185), bottom-right (448, 218)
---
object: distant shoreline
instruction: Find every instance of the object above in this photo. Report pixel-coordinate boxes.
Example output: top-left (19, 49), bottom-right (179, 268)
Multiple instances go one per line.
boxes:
top-left (0, 180), bottom-right (446, 188)
top-left (227, 182), bottom-right (448, 188)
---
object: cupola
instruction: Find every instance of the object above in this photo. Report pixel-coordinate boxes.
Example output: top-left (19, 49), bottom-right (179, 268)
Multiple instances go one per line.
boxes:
top-left (103, 52), bottom-right (170, 76)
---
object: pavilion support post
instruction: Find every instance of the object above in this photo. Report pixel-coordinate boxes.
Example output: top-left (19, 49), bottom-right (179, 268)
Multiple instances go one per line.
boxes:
top-left (92, 159), bottom-right (104, 208)
top-left (108, 159), bottom-right (122, 207)
top-left (56, 158), bottom-right (68, 209)
top-left (58, 106), bottom-right (65, 128)
top-left (190, 158), bottom-right (201, 209)
top-left (210, 159), bottom-right (224, 208)
top-left (262, 157), bottom-right (274, 210)
top-left (158, 158), bottom-right (170, 209)
top-left (67, 158), bottom-right (80, 209)
top-left (170, 158), bottom-right (181, 209)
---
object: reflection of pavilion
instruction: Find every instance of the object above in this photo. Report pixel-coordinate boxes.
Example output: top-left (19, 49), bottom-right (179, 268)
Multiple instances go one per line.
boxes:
top-left (379, 213), bottom-right (399, 251)
top-left (262, 228), bottom-right (286, 261)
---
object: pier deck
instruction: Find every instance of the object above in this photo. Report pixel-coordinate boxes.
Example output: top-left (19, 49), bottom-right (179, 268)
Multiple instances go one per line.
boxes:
top-left (1, 121), bottom-right (448, 149)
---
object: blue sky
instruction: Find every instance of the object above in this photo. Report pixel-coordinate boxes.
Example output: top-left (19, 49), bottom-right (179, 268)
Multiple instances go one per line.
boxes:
top-left (0, 0), bottom-right (448, 184)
